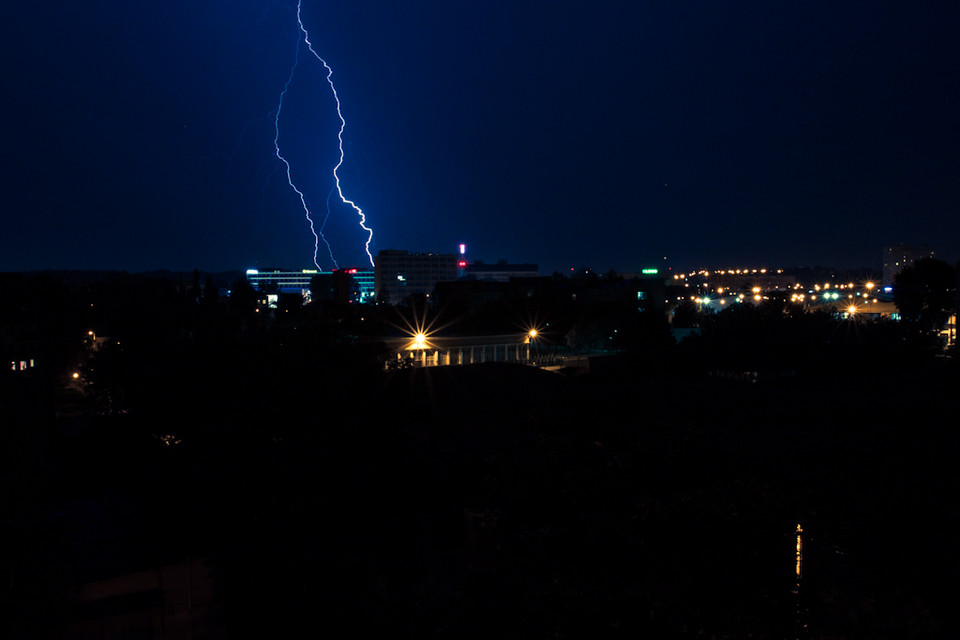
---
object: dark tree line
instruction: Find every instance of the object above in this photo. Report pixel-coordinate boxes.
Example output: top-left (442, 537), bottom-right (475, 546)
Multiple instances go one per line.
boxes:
top-left (894, 257), bottom-right (958, 343)
top-left (1, 267), bottom-right (958, 638)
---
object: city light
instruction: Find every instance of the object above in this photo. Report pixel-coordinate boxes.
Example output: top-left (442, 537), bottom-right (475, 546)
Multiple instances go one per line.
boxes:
top-left (393, 306), bottom-right (452, 352)
top-left (523, 326), bottom-right (543, 344)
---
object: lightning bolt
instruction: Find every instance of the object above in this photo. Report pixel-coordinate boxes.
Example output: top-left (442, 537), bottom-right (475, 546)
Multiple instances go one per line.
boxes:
top-left (274, 27), bottom-right (336, 270)
top-left (272, 1), bottom-right (376, 269)
top-left (295, 1), bottom-right (375, 267)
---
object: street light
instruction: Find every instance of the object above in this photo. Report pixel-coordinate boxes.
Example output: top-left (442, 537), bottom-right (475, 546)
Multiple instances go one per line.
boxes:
top-left (524, 327), bottom-right (543, 345)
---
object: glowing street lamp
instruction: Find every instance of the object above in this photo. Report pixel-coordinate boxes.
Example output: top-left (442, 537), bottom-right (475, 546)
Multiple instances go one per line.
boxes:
top-left (396, 305), bottom-right (447, 353)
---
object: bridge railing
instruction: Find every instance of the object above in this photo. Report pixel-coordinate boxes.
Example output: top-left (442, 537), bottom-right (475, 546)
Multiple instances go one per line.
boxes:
top-left (387, 342), bottom-right (568, 369)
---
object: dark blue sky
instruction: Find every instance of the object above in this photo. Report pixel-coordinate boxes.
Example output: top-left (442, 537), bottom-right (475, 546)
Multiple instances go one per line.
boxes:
top-left (3, 1), bottom-right (958, 273)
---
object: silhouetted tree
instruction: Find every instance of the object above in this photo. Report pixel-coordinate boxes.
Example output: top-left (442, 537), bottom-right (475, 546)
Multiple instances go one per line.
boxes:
top-left (894, 258), bottom-right (956, 336)
top-left (310, 273), bottom-right (333, 302)
top-left (202, 274), bottom-right (219, 305)
top-left (671, 300), bottom-right (699, 328)
top-left (277, 292), bottom-right (303, 314)
top-left (228, 277), bottom-right (257, 317)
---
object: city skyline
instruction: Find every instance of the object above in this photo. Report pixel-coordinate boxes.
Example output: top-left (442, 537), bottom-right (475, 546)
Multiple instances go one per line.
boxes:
top-left (3, 1), bottom-right (958, 273)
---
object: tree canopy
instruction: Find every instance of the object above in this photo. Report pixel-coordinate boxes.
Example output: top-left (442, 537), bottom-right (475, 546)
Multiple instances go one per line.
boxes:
top-left (894, 258), bottom-right (957, 334)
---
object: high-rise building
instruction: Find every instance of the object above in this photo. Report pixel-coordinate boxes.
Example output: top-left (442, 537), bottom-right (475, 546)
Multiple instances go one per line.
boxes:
top-left (883, 244), bottom-right (934, 287)
top-left (374, 250), bottom-right (458, 305)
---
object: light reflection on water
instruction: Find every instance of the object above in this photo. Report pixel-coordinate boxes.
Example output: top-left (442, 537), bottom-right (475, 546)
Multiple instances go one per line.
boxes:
top-left (795, 523), bottom-right (803, 579)
top-left (792, 522), bottom-right (808, 639)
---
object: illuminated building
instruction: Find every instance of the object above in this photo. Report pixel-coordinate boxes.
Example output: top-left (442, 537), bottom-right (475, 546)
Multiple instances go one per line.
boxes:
top-left (7, 358), bottom-right (37, 374)
top-left (374, 250), bottom-right (458, 305)
top-left (245, 268), bottom-right (318, 295)
top-left (245, 267), bottom-right (374, 303)
top-left (629, 268), bottom-right (667, 312)
top-left (350, 269), bottom-right (376, 303)
top-left (883, 244), bottom-right (934, 287)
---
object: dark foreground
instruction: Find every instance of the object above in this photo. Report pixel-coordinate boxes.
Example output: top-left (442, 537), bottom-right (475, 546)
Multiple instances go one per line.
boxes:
top-left (4, 358), bottom-right (958, 638)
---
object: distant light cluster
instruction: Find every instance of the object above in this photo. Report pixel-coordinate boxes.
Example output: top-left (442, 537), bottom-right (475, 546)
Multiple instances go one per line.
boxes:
top-left (670, 268), bottom-right (884, 316)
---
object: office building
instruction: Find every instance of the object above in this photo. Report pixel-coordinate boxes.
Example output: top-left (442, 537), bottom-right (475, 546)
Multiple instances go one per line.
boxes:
top-left (883, 244), bottom-right (934, 287)
top-left (374, 250), bottom-right (458, 305)
top-left (245, 267), bottom-right (375, 303)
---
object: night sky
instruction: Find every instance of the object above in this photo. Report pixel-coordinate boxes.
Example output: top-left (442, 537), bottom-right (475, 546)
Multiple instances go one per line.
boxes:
top-left (3, 1), bottom-right (958, 274)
